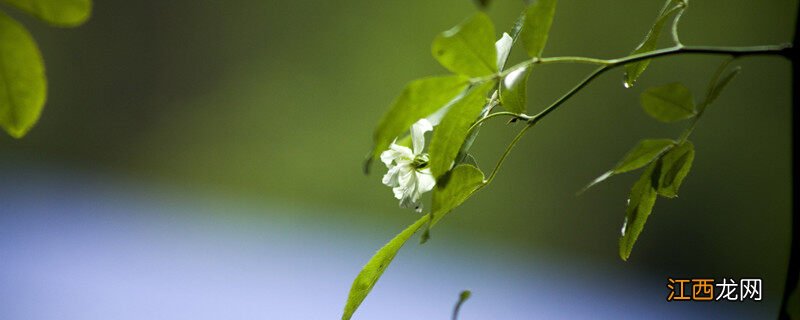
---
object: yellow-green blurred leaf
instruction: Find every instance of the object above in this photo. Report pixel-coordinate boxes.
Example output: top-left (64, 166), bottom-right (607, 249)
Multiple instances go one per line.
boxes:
top-left (1, 0), bottom-right (91, 27)
top-left (0, 11), bottom-right (46, 138)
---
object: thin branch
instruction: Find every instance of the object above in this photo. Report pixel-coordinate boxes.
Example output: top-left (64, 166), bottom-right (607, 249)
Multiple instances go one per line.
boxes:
top-left (497, 44), bottom-right (792, 79)
top-left (538, 56), bottom-right (610, 65)
top-left (478, 43), bottom-right (792, 187)
top-left (483, 123), bottom-right (532, 185)
top-left (468, 111), bottom-right (530, 133)
top-left (526, 44), bottom-right (792, 123)
top-left (678, 57), bottom-right (736, 143)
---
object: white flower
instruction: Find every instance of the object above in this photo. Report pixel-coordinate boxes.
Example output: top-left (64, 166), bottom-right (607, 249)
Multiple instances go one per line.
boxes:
top-left (379, 33), bottom-right (510, 212)
top-left (380, 119), bottom-right (436, 212)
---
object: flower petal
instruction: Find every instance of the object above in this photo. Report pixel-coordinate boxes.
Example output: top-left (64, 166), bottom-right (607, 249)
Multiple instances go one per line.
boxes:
top-left (383, 155), bottom-right (437, 213)
top-left (495, 32), bottom-right (513, 70)
top-left (416, 169), bottom-right (436, 194)
top-left (395, 169), bottom-right (421, 209)
top-left (381, 143), bottom-right (413, 166)
top-left (410, 119), bottom-right (433, 155)
top-left (382, 165), bottom-right (403, 187)
top-left (397, 166), bottom-right (415, 189)
top-left (392, 185), bottom-right (405, 200)
top-left (398, 183), bottom-right (420, 210)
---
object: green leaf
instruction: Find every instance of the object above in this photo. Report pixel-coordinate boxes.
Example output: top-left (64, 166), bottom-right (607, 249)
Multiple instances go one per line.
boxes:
top-left (656, 141), bottom-right (694, 198)
top-left (615, 139), bottom-right (674, 173)
top-left (461, 153), bottom-right (479, 167)
top-left (428, 81), bottom-right (494, 180)
top-left (520, 0), bottom-right (557, 58)
top-left (341, 215), bottom-right (428, 320)
top-left (0, 11), bottom-right (46, 138)
top-left (1, 0), bottom-right (92, 27)
top-left (623, 0), bottom-right (684, 87)
top-left (431, 164), bottom-right (485, 226)
top-left (640, 82), bottom-right (696, 122)
top-left (500, 66), bottom-right (531, 114)
top-left (343, 165), bottom-right (485, 319)
top-left (452, 92), bottom-right (496, 168)
top-left (422, 164), bottom-right (485, 243)
top-left (619, 160), bottom-right (659, 261)
top-left (432, 12), bottom-right (497, 77)
top-left (371, 75), bottom-right (469, 159)
top-left (582, 139), bottom-right (674, 192)
top-left (704, 67), bottom-right (740, 108)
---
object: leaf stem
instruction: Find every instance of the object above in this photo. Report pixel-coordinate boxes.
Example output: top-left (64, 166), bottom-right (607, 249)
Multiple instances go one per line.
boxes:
top-left (451, 290), bottom-right (472, 320)
top-left (670, 1), bottom-right (688, 46)
top-left (467, 111), bottom-right (531, 133)
top-left (483, 122), bottom-right (532, 185)
top-left (678, 57), bottom-right (735, 143)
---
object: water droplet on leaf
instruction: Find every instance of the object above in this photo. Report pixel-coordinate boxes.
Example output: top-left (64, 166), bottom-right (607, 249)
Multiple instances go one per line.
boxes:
top-left (622, 74), bottom-right (633, 88)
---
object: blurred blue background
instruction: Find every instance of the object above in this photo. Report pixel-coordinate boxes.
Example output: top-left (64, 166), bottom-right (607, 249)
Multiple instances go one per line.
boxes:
top-left (0, 0), bottom-right (795, 318)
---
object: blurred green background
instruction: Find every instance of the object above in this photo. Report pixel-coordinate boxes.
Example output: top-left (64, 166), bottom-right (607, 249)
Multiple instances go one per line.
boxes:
top-left (1, 0), bottom-right (795, 316)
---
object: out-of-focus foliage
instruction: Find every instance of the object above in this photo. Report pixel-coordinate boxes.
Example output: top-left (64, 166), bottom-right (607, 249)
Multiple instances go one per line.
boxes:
top-left (0, 11), bottom-right (45, 138)
top-left (0, 0), bottom-right (91, 138)
top-left (1, 0), bottom-right (91, 26)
